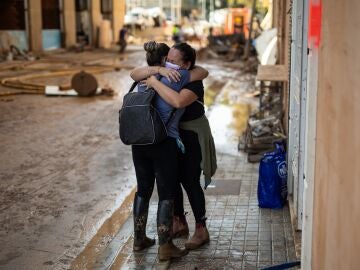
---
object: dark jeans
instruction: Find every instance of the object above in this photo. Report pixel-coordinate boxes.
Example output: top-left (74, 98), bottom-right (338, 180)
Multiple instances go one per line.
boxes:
top-left (132, 137), bottom-right (179, 201)
top-left (174, 129), bottom-right (206, 223)
top-left (119, 39), bottom-right (127, 53)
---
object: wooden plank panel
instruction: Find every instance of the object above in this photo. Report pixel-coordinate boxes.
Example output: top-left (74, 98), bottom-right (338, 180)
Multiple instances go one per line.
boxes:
top-left (257, 64), bottom-right (288, 82)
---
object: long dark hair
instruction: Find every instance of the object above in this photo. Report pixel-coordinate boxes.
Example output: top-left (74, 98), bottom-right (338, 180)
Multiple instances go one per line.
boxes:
top-left (172, 42), bottom-right (196, 70)
top-left (144, 41), bottom-right (170, 66)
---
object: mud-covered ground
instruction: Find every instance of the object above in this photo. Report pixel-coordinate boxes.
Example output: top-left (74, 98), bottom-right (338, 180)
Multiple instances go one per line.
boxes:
top-left (0, 46), bottom-right (257, 270)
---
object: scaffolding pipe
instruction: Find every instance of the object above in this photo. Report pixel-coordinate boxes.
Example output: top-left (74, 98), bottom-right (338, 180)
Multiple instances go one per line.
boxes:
top-left (244, 0), bottom-right (257, 60)
top-left (202, 0), bottom-right (206, 20)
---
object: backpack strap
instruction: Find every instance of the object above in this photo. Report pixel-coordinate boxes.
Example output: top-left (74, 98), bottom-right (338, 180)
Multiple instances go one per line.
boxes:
top-left (195, 100), bottom-right (204, 106)
top-left (128, 81), bottom-right (138, 93)
top-left (129, 79), bottom-right (176, 127)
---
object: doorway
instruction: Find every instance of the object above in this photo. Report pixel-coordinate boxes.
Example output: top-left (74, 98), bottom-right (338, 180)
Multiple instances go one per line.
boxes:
top-left (41, 0), bottom-right (61, 50)
top-left (288, 0), bottom-right (309, 230)
top-left (75, 0), bottom-right (91, 46)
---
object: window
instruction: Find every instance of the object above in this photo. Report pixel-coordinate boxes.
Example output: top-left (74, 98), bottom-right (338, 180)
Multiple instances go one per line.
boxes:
top-left (101, 0), bottom-right (112, 14)
top-left (76, 0), bottom-right (88, 11)
top-left (0, 0), bottom-right (25, 30)
top-left (42, 0), bottom-right (60, 29)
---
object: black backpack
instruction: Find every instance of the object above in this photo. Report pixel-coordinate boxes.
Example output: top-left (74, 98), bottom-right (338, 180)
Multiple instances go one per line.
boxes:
top-left (119, 82), bottom-right (173, 145)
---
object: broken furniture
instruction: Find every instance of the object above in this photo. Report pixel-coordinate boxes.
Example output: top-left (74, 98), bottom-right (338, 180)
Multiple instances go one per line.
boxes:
top-left (0, 65), bottom-right (121, 97)
top-left (257, 64), bottom-right (288, 118)
top-left (240, 64), bottom-right (288, 162)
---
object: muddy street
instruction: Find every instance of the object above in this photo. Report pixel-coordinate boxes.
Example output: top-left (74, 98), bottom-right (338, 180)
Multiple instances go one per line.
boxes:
top-left (0, 47), bottom-right (257, 269)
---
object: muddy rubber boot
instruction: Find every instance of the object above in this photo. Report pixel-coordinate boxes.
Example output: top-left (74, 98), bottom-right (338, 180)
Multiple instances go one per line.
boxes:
top-left (157, 200), bottom-right (188, 261)
top-left (158, 242), bottom-right (189, 261)
top-left (185, 223), bottom-right (210, 250)
top-left (172, 214), bottom-right (189, 238)
top-left (133, 193), bottom-right (155, 251)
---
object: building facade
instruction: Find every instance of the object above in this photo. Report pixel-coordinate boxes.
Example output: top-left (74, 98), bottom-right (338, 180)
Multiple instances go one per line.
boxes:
top-left (0, 0), bottom-right (125, 53)
top-left (276, 0), bottom-right (360, 268)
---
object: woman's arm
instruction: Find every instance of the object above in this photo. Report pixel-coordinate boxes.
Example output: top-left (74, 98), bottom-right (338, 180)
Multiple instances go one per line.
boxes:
top-left (131, 65), bottom-right (208, 82)
top-left (130, 66), bottom-right (181, 82)
top-left (130, 66), bottom-right (160, 81)
top-left (143, 75), bottom-right (198, 108)
top-left (189, 66), bottom-right (209, 82)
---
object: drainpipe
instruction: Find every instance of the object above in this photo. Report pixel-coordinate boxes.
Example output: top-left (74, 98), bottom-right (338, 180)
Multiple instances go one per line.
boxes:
top-left (24, 0), bottom-right (30, 51)
top-left (244, 0), bottom-right (257, 60)
top-left (59, 0), bottom-right (64, 48)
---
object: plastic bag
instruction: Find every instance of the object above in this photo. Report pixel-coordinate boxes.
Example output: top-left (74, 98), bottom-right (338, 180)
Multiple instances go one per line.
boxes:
top-left (258, 142), bottom-right (288, 209)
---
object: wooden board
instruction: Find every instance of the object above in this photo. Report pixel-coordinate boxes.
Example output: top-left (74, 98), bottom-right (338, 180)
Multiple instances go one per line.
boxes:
top-left (257, 65), bottom-right (288, 82)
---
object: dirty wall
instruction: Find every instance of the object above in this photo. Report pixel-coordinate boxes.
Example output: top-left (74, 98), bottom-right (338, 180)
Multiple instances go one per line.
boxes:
top-left (273, 0), bottom-right (291, 133)
top-left (312, 0), bottom-right (360, 269)
top-left (0, 0), bottom-right (125, 52)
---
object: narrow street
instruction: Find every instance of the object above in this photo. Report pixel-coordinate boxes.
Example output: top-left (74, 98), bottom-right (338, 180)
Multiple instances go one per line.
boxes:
top-left (0, 46), bottom-right (297, 269)
top-left (1, 0), bottom-right (358, 269)
top-left (0, 47), bottom-right (143, 269)
top-left (76, 55), bottom-right (298, 269)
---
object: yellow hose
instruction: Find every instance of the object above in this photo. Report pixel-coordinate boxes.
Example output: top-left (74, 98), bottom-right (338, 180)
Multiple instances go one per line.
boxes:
top-left (0, 65), bottom-right (127, 96)
top-left (0, 90), bottom-right (43, 96)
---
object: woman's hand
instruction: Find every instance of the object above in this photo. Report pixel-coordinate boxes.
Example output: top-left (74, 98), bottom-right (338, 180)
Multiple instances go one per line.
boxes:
top-left (159, 67), bottom-right (181, 82)
top-left (140, 75), bottom-right (159, 89)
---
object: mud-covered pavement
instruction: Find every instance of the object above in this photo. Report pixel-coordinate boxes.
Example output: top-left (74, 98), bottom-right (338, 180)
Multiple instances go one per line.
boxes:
top-left (0, 47), bottom-right (258, 270)
top-left (0, 48), bottom-right (143, 269)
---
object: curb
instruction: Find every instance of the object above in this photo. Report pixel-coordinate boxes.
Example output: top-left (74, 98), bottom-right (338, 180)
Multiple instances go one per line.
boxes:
top-left (71, 187), bottom-right (136, 270)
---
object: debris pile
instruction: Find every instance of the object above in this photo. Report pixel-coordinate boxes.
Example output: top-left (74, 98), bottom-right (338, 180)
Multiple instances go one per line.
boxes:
top-left (239, 81), bottom-right (286, 163)
top-left (209, 33), bottom-right (245, 53)
top-left (0, 60), bottom-right (133, 97)
top-left (0, 43), bottom-right (36, 62)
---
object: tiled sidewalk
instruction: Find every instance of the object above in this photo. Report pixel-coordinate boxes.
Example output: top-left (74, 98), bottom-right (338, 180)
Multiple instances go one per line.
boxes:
top-left (95, 151), bottom-right (298, 270)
